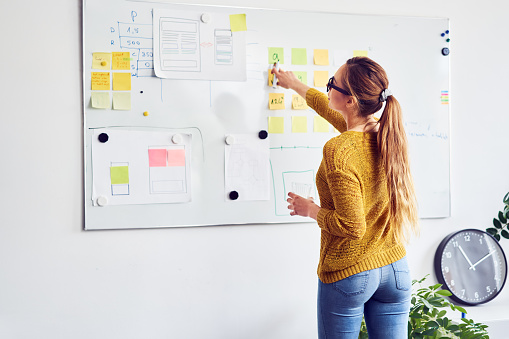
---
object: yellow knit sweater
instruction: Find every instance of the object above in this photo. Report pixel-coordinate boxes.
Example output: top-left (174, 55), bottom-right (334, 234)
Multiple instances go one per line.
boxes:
top-left (306, 88), bottom-right (406, 284)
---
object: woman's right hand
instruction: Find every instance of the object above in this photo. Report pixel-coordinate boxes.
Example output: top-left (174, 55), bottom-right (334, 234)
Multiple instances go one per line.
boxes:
top-left (272, 64), bottom-right (311, 98)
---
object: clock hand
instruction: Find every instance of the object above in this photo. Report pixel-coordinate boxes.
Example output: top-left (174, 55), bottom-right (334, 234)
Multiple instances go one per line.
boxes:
top-left (469, 250), bottom-right (496, 270)
top-left (458, 245), bottom-right (476, 270)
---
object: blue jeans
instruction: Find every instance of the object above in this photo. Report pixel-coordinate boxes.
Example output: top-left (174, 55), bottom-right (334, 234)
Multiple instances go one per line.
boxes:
top-left (317, 257), bottom-right (411, 339)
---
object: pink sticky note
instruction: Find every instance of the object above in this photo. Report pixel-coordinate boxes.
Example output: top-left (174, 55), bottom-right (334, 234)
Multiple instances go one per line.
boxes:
top-left (148, 149), bottom-right (167, 167)
top-left (167, 149), bottom-right (186, 167)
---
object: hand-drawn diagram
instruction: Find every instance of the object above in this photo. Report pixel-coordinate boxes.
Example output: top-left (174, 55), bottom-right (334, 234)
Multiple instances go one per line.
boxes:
top-left (92, 129), bottom-right (192, 206)
top-left (153, 8), bottom-right (247, 80)
top-left (225, 134), bottom-right (270, 201)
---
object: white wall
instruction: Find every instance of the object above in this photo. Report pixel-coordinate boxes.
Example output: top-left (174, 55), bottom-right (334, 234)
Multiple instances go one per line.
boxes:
top-left (0, 0), bottom-right (508, 338)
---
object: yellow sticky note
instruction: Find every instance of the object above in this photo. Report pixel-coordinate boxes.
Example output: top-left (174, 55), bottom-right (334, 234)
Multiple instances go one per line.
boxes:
top-left (90, 92), bottom-right (110, 109)
top-left (113, 73), bottom-right (131, 91)
top-left (92, 52), bottom-right (111, 70)
top-left (268, 68), bottom-right (275, 86)
top-left (112, 52), bottom-right (130, 70)
top-left (230, 14), bottom-right (247, 32)
top-left (353, 50), bottom-right (368, 57)
top-left (314, 71), bottom-right (329, 87)
top-left (268, 117), bottom-right (284, 134)
top-left (110, 166), bottom-right (129, 185)
top-left (91, 72), bottom-right (110, 90)
top-left (292, 116), bottom-right (307, 133)
top-left (314, 49), bottom-right (329, 65)
top-left (112, 92), bottom-right (131, 110)
top-left (314, 115), bottom-right (330, 133)
top-left (294, 71), bottom-right (307, 85)
top-left (269, 93), bottom-right (285, 110)
top-left (292, 95), bottom-right (308, 110)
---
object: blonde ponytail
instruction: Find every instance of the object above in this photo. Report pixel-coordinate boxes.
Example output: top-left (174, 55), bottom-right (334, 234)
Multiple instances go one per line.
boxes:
top-left (342, 57), bottom-right (419, 243)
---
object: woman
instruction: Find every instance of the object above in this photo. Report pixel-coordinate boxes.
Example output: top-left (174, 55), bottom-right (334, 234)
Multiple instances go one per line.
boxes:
top-left (273, 57), bottom-right (419, 339)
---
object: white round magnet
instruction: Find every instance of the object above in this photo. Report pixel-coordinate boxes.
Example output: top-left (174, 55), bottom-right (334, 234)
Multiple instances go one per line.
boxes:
top-left (201, 13), bottom-right (211, 23)
top-left (172, 134), bottom-right (183, 144)
top-left (97, 196), bottom-right (108, 206)
top-left (225, 135), bottom-right (235, 145)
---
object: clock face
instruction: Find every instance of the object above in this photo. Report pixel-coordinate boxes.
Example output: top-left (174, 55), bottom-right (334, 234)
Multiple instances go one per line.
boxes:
top-left (434, 229), bottom-right (507, 305)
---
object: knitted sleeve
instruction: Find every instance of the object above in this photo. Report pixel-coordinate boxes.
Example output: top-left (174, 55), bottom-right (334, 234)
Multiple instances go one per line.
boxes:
top-left (305, 88), bottom-right (347, 133)
top-left (316, 142), bottom-right (367, 239)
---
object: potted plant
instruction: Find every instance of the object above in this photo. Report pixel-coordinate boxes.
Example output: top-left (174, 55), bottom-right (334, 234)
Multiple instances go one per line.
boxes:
top-left (358, 275), bottom-right (489, 338)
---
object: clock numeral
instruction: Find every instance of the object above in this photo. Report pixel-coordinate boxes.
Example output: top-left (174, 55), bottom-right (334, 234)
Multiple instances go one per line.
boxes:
top-left (452, 241), bottom-right (458, 247)
top-left (451, 279), bottom-right (455, 286)
top-left (444, 266), bottom-right (449, 273)
top-left (464, 235), bottom-right (470, 242)
top-left (474, 292), bottom-right (479, 299)
top-left (461, 289), bottom-right (465, 296)
top-left (479, 238), bottom-right (483, 245)
top-left (445, 252), bottom-right (452, 258)
top-left (486, 286), bottom-right (491, 293)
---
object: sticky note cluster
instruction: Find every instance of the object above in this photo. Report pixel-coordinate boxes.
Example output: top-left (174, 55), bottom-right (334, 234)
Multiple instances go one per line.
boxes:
top-left (90, 51), bottom-right (132, 110)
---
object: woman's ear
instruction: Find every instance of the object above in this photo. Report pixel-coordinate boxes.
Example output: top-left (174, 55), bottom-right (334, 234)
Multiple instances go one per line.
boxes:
top-left (346, 96), bottom-right (359, 110)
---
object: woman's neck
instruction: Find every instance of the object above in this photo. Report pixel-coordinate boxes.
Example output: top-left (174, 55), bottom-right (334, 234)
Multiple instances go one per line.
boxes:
top-left (346, 114), bottom-right (378, 133)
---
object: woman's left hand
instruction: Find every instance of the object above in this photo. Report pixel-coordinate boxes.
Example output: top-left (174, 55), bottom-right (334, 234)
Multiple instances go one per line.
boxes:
top-left (287, 192), bottom-right (320, 220)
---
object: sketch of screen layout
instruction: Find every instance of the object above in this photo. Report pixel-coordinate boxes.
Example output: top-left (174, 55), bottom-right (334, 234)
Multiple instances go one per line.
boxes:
top-left (215, 29), bottom-right (233, 65)
top-left (110, 162), bottom-right (130, 196)
top-left (159, 17), bottom-right (201, 72)
top-left (148, 146), bottom-right (188, 194)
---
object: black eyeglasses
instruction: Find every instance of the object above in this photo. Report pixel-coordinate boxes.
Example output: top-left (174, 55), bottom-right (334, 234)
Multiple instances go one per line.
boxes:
top-left (327, 76), bottom-right (351, 96)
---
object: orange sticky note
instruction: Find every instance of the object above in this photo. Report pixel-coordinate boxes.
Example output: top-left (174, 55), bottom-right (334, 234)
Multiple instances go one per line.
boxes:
top-left (268, 69), bottom-right (275, 86)
top-left (268, 117), bottom-right (284, 134)
top-left (113, 73), bottom-right (131, 91)
top-left (112, 52), bottom-right (130, 70)
top-left (292, 116), bottom-right (307, 133)
top-left (314, 49), bottom-right (329, 65)
top-left (91, 72), bottom-right (110, 90)
top-left (314, 71), bottom-right (328, 87)
top-left (292, 95), bottom-right (308, 110)
top-left (92, 52), bottom-right (112, 70)
top-left (269, 93), bottom-right (285, 110)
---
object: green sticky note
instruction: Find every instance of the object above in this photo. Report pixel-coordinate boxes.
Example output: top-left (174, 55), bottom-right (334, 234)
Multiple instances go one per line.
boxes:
top-left (268, 116), bottom-right (285, 134)
top-left (112, 92), bottom-right (131, 110)
top-left (268, 47), bottom-right (284, 64)
top-left (90, 92), bottom-right (110, 109)
top-left (294, 71), bottom-right (307, 85)
top-left (229, 14), bottom-right (247, 32)
top-left (292, 116), bottom-right (307, 133)
top-left (314, 115), bottom-right (330, 133)
top-left (292, 48), bottom-right (307, 65)
top-left (110, 166), bottom-right (129, 185)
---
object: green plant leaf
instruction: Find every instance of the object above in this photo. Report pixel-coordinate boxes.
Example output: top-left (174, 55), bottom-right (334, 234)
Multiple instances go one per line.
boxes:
top-left (503, 191), bottom-right (509, 204)
top-left (486, 227), bottom-right (498, 236)
top-left (495, 233), bottom-right (501, 241)
top-left (455, 306), bottom-right (467, 313)
top-left (502, 230), bottom-right (509, 239)
top-left (504, 205), bottom-right (509, 218)
top-left (438, 310), bottom-right (447, 317)
top-left (425, 320), bottom-right (439, 329)
top-left (447, 324), bottom-right (459, 331)
top-left (422, 328), bottom-right (437, 335)
top-left (431, 283), bottom-right (442, 290)
top-left (436, 289), bottom-right (452, 296)
top-left (493, 218), bottom-right (502, 229)
top-left (499, 211), bottom-right (507, 224)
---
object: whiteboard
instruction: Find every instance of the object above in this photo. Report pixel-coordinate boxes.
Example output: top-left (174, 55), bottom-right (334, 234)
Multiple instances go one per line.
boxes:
top-left (83, 0), bottom-right (450, 230)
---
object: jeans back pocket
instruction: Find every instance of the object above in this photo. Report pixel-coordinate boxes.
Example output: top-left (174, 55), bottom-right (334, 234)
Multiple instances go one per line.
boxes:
top-left (332, 271), bottom-right (370, 296)
top-left (392, 258), bottom-right (411, 291)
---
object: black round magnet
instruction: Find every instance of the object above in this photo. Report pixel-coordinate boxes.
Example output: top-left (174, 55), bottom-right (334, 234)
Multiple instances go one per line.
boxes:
top-left (441, 48), bottom-right (450, 56)
top-left (229, 191), bottom-right (239, 200)
top-left (98, 133), bottom-right (109, 143)
top-left (258, 130), bottom-right (268, 139)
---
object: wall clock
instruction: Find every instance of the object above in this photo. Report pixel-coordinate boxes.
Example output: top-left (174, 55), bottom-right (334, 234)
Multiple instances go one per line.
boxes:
top-left (434, 229), bottom-right (507, 305)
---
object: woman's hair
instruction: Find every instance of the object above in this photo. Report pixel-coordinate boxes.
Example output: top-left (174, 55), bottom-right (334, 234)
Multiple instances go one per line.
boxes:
top-left (340, 56), bottom-right (419, 243)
